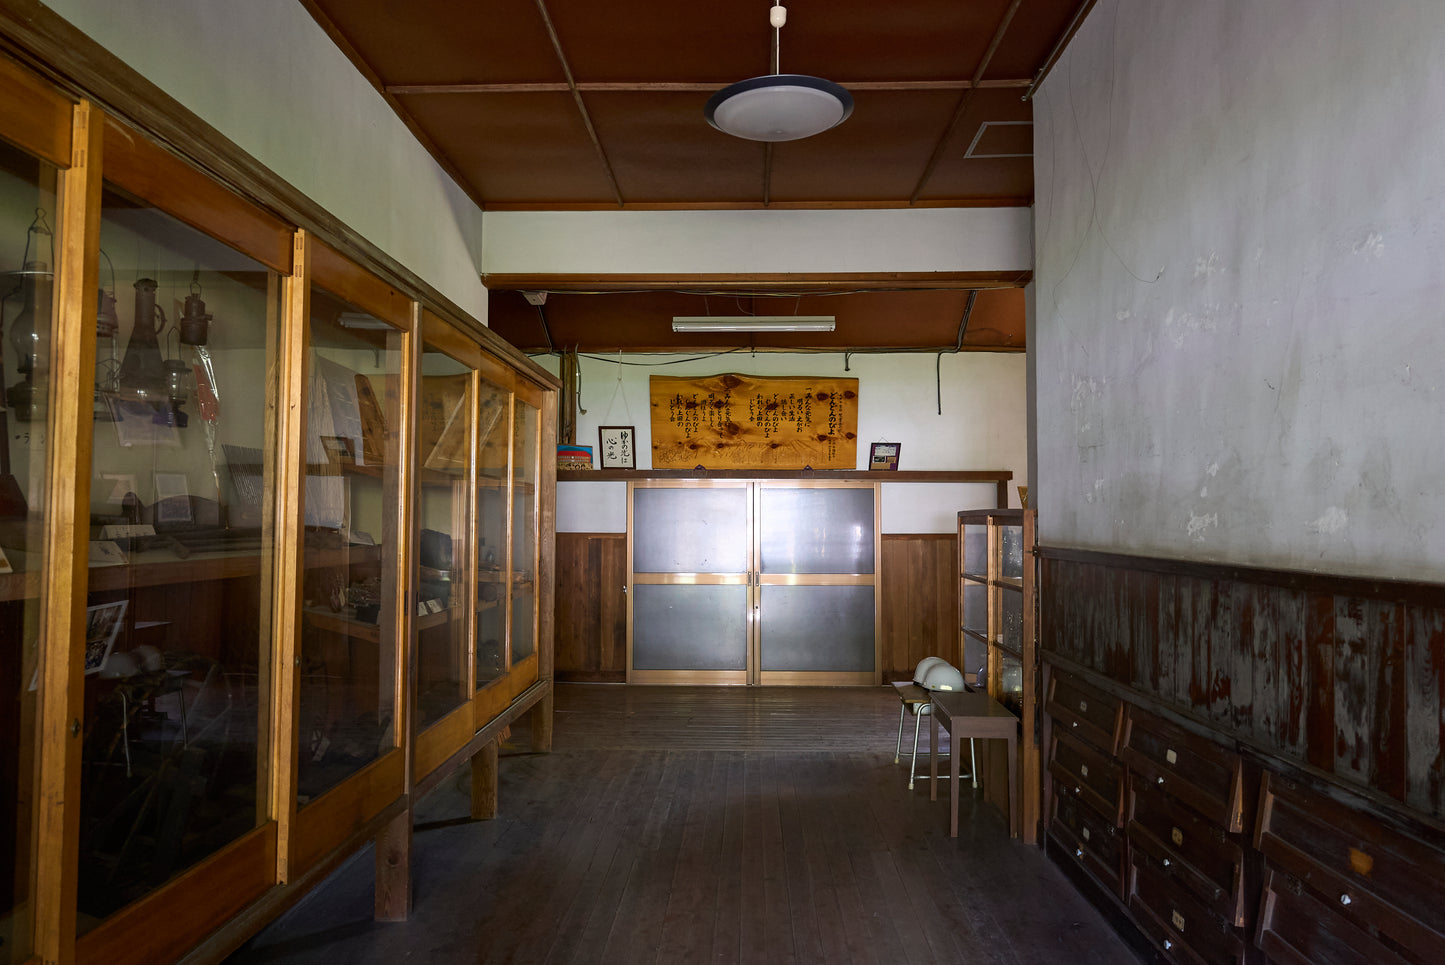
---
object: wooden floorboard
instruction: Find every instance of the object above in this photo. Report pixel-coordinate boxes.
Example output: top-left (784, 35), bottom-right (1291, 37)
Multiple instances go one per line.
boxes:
top-left (228, 684), bottom-right (1142, 965)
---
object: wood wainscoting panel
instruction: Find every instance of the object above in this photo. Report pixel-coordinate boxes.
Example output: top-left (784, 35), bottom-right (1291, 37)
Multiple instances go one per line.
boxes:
top-left (880, 534), bottom-right (958, 680)
top-left (554, 533), bottom-right (627, 682)
top-left (1041, 548), bottom-right (1445, 820)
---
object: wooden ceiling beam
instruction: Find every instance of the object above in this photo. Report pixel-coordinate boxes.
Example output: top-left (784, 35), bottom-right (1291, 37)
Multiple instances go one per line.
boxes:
top-left (909, 0), bottom-right (1024, 205)
top-left (531, 0), bottom-right (625, 207)
top-left (481, 271), bottom-right (1032, 292)
top-left (385, 79), bottom-right (1034, 96)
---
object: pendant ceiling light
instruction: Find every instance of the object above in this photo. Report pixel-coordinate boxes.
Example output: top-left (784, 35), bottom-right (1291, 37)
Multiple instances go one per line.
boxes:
top-left (705, 3), bottom-right (853, 142)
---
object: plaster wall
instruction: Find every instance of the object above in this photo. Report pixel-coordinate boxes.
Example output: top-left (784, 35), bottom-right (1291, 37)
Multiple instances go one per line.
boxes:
top-left (1033, 0), bottom-right (1445, 580)
top-left (481, 208), bottom-right (1032, 276)
top-left (44, 0), bottom-right (491, 321)
top-left (547, 351), bottom-right (1027, 534)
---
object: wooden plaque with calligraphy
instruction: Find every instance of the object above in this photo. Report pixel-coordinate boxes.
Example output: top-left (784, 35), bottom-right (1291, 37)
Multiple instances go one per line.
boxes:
top-left (649, 373), bottom-right (859, 469)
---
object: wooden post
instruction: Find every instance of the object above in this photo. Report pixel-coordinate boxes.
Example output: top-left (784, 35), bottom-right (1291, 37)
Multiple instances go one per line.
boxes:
top-left (33, 98), bottom-right (102, 965)
top-left (470, 739), bottom-right (499, 820)
top-left (373, 806), bottom-right (412, 921)
top-left (530, 689), bottom-right (553, 753)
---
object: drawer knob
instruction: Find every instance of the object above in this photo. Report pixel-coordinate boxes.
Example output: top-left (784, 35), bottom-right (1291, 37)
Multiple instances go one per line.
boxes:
top-left (1072, 721), bottom-right (1078, 727)
top-left (1075, 848), bottom-right (1083, 858)
top-left (1162, 858), bottom-right (1171, 867)
top-left (1340, 894), bottom-right (1352, 906)
top-left (1163, 940), bottom-right (1173, 950)
top-left (1157, 776), bottom-right (1165, 785)
top-left (1076, 786), bottom-right (1082, 795)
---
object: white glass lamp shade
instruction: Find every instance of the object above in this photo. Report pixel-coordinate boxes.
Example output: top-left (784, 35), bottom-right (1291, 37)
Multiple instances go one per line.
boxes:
top-left (705, 74), bottom-right (854, 142)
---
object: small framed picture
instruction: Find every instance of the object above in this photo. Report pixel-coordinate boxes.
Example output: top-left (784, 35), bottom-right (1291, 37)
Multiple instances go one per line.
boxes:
top-left (869, 442), bottom-right (901, 471)
top-left (154, 472), bottom-right (191, 524)
top-left (598, 425), bottom-right (636, 470)
top-left (84, 599), bottom-right (129, 675)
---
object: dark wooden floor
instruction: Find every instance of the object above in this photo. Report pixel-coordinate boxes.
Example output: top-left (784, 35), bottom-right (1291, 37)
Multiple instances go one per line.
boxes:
top-left (228, 685), bottom-right (1141, 964)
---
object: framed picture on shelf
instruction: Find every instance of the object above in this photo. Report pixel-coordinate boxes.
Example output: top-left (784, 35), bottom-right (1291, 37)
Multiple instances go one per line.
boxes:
top-left (83, 600), bottom-right (129, 675)
top-left (869, 442), bottom-right (901, 471)
top-left (598, 425), bottom-right (636, 469)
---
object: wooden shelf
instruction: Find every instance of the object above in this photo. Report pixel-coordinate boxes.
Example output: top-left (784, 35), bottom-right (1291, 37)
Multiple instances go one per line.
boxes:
top-left (303, 605), bottom-right (452, 642)
top-left (561, 468), bottom-right (1012, 483)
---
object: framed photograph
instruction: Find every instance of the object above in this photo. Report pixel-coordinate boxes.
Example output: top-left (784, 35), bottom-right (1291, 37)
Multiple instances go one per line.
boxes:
top-left (598, 425), bottom-right (636, 470)
top-left (869, 442), bottom-right (901, 471)
top-left (154, 472), bottom-right (191, 524)
top-left (84, 599), bottom-right (129, 675)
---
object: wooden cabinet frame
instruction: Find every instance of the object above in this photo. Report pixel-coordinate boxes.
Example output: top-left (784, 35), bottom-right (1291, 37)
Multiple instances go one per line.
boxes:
top-left (0, 41), bottom-right (558, 964)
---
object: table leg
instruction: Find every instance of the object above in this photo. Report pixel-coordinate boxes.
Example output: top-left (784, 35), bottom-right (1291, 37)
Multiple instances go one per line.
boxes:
top-left (929, 711), bottom-right (938, 801)
top-left (950, 725), bottom-right (961, 838)
top-left (1006, 732), bottom-right (1019, 838)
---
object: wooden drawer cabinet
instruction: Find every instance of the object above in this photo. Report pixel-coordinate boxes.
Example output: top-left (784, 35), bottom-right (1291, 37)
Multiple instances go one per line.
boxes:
top-left (1129, 852), bottom-right (1247, 965)
top-left (1127, 774), bottom-right (1246, 925)
top-left (1045, 670), bottom-right (1124, 754)
top-left (1122, 707), bottom-right (1243, 833)
top-left (1052, 789), bottom-right (1125, 898)
top-left (1049, 728), bottom-right (1125, 827)
top-left (1256, 867), bottom-right (1411, 965)
top-left (1254, 772), bottom-right (1445, 964)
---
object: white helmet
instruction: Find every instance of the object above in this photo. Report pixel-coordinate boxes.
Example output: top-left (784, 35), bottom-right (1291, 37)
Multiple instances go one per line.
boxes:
top-left (912, 656), bottom-right (948, 686)
top-left (920, 662), bottom-right (965, 693)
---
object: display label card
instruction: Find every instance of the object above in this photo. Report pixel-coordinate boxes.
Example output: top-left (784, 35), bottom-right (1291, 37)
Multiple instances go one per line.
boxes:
top-left (99, 523), bottom-right (155, 541)
top-left (88, 541), bottom-right (128, 566)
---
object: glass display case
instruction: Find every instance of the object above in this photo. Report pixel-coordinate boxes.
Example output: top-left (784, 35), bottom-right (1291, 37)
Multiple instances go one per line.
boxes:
top-left (0, 49), bottom-right (557, 965)
top-left (958, 506), bottom-right (1039, 844)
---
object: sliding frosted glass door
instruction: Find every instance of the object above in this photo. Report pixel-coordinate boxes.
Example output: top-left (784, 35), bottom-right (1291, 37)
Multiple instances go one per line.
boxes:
top-left (629, 482), bottom-right (751, 684)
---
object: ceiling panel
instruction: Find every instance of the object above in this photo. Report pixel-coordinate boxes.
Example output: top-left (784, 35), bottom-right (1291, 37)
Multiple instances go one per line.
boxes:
top-left (397, 92), bottom-right (618, 204)
top-left (585, 92), bottom-right (768, 204)
top-left (768, 90), bottom-right (960, 203)
top-left (308, 0), bottom-right (563, 85)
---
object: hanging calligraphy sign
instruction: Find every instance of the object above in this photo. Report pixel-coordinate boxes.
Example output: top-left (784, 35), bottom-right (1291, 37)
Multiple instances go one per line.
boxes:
top-left (649, 373), bottom-right (858, 470)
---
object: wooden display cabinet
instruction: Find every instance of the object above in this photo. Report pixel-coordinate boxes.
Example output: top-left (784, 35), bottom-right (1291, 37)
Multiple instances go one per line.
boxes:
top-left (958, 508), bottom-right (1040, 843)
top-left (0, 47), bottom-right (557, 965)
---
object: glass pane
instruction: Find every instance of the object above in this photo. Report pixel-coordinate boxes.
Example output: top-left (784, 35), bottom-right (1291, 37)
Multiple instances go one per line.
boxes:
top-left (997, 649), bottom-right (1024, 716)
top-left (296, 287), bottom-right (402, 805)
top-left (415, 348), bottom-right (471, 728)
top-left (1002, 586), bottom-right (1023, 650)
top-left (759, 585), bottom-right (874, 672)
top-left (475, 377), bottom-right (509, 690)
top-left (0, 137), bottom-right (60, 963)
top-left (759, 487), bottom-right (873, 575)
top-left (961, 582), bottom-right (987, 635)
top-left (510, 400), bottom-right (538, 666)
top-left (961, 522), bottom-right (987, 577)
top-left (633, 488), bottom-right (748, 573)
top-left (632, 584), bottom-right (747, 670)
top-left (77, 182), bottom-right (279, 929)
top-left (1001, 523), bottom-right (1024, 581)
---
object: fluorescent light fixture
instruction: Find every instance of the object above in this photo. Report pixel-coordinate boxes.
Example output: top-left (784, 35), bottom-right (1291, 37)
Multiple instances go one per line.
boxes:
top-left (672, 316), bottom-right (835, 333)
top-left (337, 312), bottom-right (393, 330)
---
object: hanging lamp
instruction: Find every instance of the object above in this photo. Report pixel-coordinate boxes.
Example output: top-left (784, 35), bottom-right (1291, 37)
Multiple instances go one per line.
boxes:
top-left (705, 3), bottom-right (853, 142)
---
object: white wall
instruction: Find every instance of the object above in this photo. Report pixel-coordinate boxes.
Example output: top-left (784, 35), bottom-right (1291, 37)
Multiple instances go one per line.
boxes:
top-left (482, 208), bottom-right (1031, 276)
top-left (1033, 0), bottom-right (1445, 580)
top-left (44, 0), bottom-right (490, 321)
top-left (549, 350), bottom-right (1027, 533)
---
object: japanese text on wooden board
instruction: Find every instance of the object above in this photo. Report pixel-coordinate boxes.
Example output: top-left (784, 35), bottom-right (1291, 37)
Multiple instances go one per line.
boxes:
top-left (649, 373), bottom-right (858, 470)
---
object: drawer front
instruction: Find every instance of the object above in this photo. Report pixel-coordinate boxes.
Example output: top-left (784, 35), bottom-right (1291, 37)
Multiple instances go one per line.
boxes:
top-left (1048, 729), bottom-right (1124, 827)
top-left (1122, 707), bottom-right (1243, 832)
top-left (1256, 867), bottom-right (1412, 965)
top-left (1129, 852), bottom-right (1247, 965)
top-left (1127, 774), bottom-right (1246, 925)
top-left (1051, 789), bottom-right (1125, 899)
top-left (1046, 670), bottom-right (1124, 754)
top-left (1255, 772), bottom-right (1445, 964)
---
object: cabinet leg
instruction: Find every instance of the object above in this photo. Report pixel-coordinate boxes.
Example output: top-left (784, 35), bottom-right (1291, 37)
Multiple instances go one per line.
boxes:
top-left (374, 806), bottom-right (412, 921)
top-left (471, 738), bottom-right (499, 821)
top-left (531, 691), bottom-right (554, 753)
